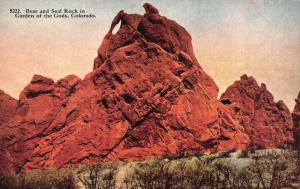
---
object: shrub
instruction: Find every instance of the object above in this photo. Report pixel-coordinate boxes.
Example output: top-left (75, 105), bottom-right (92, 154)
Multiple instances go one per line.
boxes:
top-left (123, 157), bottom-right (188, 189)
top-left (123, 150), bottom-right (300, 189)
top-left (21, 168), bottom-right (76, 189)
top-left (0, 172), bottom-right (18, 189)
top-left (210, 159), bottom-right (257, 189)
top-left (249, 150), bottom-right (300, 189)
top-left (237, 150), bottom-right (249, 158)
top-left (0, 168), bottom-right (76, 189)
top-left (2, 150), bottom-right (300, 189)
top-left (218, 151), bottom-right (232, 158)
top-left (77, 163), bottom-right (117, 189)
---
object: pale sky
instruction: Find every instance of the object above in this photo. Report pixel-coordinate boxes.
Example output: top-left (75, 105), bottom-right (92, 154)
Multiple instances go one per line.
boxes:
top-left (0, 0), bottom-right (299, 110)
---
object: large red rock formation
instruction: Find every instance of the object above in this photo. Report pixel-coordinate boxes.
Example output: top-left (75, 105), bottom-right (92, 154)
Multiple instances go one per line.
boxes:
top-left (220, 75), bottom-right (293, 148)
top-left (292, 92), bottom-right (300, 148)
top-left (0, 3), bottom-right (293, 172)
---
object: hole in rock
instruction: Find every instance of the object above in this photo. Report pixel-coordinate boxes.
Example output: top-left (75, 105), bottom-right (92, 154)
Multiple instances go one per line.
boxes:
top-left (26, 90), bottom-right (52, 98)
top-left (125, 51), bottom-right (135, 56)
top-left (122, 94), bottom-right (134, 104)
top-left (219, 135), bottom-right (230, 141)
top-left (98, 99), bottom-right (109, 109)
top-left (125, 73), bottom-right (132, 78)
top-left (182, 79), bottom-right (193, 90)
top-left (234, 107), bottom-right (240, 113)
top-left (112, 21), bottom-right (121, 35)
top-left (178, 53), bottom-right (192, 67)
top-left (201, 139), bottom-right (216, 148)
top-left (160, 87), bottom-right (170, 97)
top-left (111, 84), bottom-right (116, 90)
top-left (220, 99), bottom-right (232, 105)
top-left (178, 53), bottom-right (185, 62)
top-left (172, 69), bottom-right (185, 77)
top-left (137, 21), bottom-right (146, 34)
top-left (113, 73), bottom-right (124, 84)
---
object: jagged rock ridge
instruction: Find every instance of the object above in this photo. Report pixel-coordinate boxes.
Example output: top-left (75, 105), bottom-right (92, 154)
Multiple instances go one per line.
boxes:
top-left (220, 75), bottom-right (293, 148)
top-left (0, 90), bottom-right (17, 127)
top-left (0, 3), bottom-right (294, 172)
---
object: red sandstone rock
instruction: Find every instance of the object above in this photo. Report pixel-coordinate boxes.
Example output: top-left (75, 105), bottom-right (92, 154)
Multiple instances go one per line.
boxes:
top-left (0, 74), bottom-right (80, 171)
top-left (0, 3), bottom-right (294, 172)
top-left (220, 75), bottom-right (294, 148)
top-left (0, 90), bottom-right (17, 127)
top-left (0, 90), bottom-right (17, 172)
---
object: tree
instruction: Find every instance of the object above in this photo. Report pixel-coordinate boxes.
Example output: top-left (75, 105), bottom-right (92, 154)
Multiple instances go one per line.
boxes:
top-left (250, 150), bottom-right (300, 189)
top-left (77, 163), bottom-right (117, 189)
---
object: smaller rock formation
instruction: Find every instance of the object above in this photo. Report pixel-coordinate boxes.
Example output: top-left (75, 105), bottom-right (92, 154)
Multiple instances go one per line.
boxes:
top-left (292, 92), bottom-right (300, 148)
top-left (0, 90), bottom-right (17, 127)
top-left (220, 75), bottom-right (293, 148)
top-left (0, 74), bottom-right (80, 172)
top-left (0, 90), bottom-right (17, 172)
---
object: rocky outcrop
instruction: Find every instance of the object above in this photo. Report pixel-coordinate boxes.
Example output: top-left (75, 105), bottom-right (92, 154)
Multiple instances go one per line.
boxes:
top-left (94, 3), bottom-right (203, 73)
top-left (292, 92), bottom-right (300, 148)
top-left (0, 74), bottom-right (80, 172)
top-left (220, 75), bottom-right (293, 148)
top-left (0, 3), bottom-right (294, 172)
top-left (0, 90), bottom-right (17, 172)
top-left (0, 90), bottom-right (17, 127)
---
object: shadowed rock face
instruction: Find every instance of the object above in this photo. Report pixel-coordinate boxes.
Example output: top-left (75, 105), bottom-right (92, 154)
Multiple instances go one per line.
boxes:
top-left (220, 75), bottom-right (293, 148)
top-left (292, 92), bottom-right (300, 148)
top-left (0, 3), bottom-right (294, 172)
